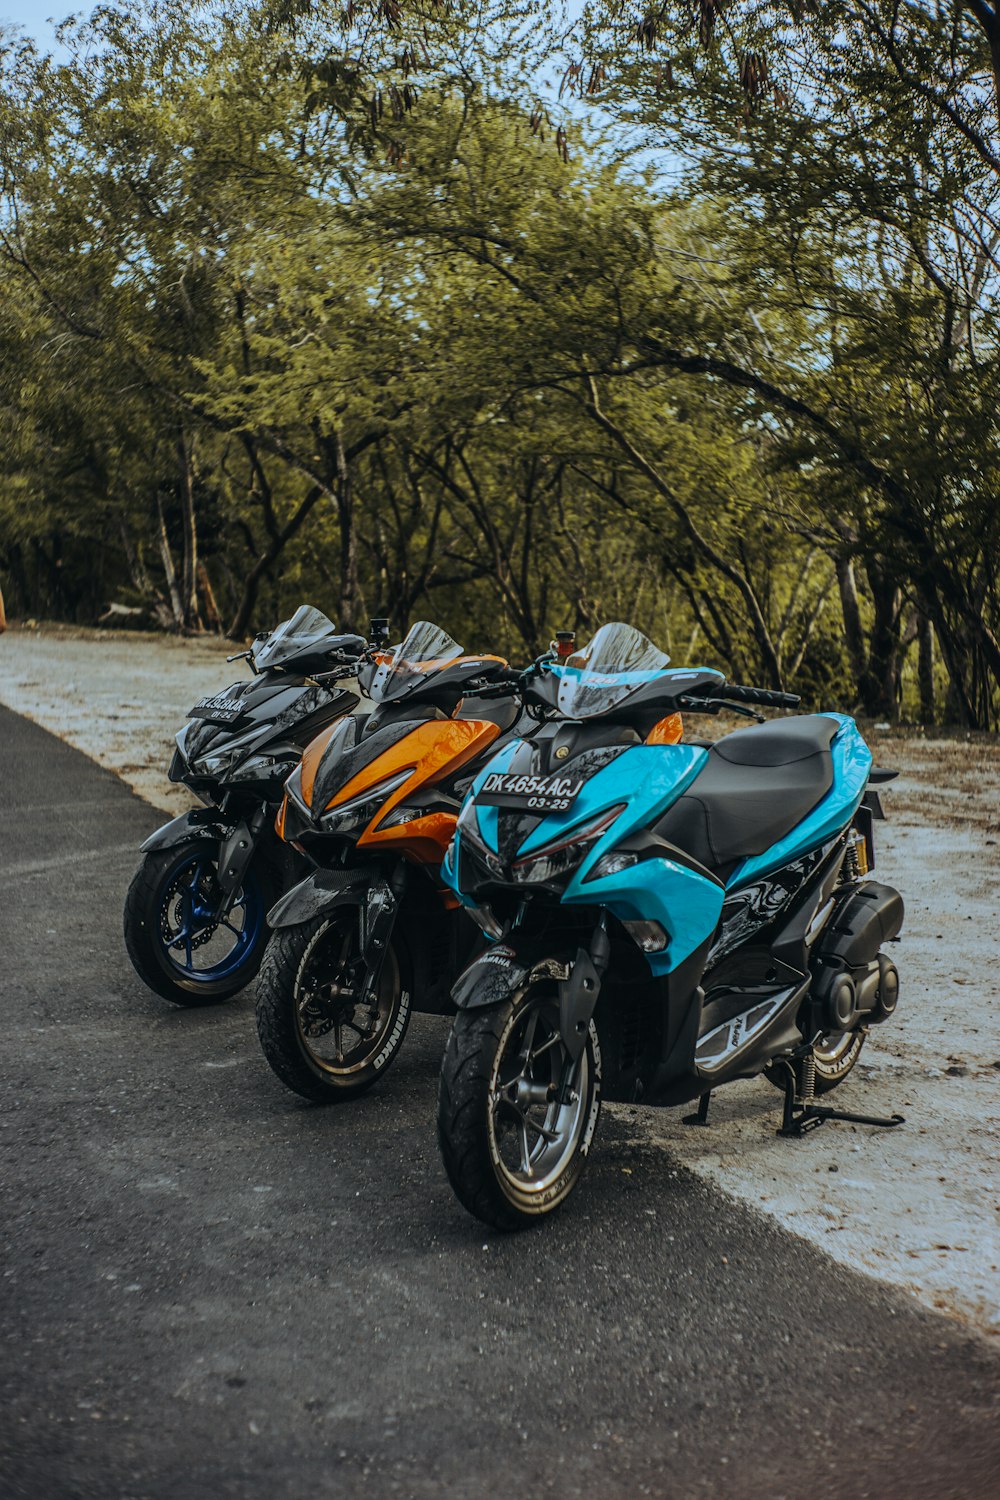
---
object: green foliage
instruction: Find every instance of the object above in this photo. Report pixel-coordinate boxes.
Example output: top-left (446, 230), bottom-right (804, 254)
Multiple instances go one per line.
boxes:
top-left (0, 0), bottom-right (997, 725)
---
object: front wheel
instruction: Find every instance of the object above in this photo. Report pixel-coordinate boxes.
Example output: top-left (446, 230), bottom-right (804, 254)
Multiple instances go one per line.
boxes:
top-left (437, 984), bottom-right (602, 1232)
top-left (255, 909), bottom-right (411, 1103)
top-left (123, 838), bottom-right (272, 1005)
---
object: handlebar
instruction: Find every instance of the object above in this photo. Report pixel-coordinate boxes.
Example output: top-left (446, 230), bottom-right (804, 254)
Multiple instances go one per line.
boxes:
top-left (717, 684), bottom-right (801, 709)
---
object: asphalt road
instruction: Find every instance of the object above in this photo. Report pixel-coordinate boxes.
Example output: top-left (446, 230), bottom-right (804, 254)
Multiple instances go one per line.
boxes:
top-left (1, 704), bottom-right (998, 1500)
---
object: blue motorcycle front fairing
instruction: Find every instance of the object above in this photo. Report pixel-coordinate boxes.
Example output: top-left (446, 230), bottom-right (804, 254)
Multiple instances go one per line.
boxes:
top-left (444, 740), bottom-right (720, 972)
top-left (443, 711), bottom-right (874, 981)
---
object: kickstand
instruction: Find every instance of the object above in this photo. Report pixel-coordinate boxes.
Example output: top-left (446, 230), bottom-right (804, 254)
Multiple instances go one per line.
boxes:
top-left (683, 1091), bottom-right (712, 1127)
top-left (774, 1055), bottom-right (905, 1139)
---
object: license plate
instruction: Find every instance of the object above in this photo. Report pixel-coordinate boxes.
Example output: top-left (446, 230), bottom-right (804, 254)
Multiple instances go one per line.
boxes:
top-left (478, 771), bottom-right (584, 812)
top-left (188, 693), bottom-right (244, 724)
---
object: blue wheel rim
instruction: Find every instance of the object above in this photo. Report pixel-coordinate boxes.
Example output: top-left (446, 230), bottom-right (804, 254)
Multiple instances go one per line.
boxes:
top-left (156, 849), bottom-right (265, 984)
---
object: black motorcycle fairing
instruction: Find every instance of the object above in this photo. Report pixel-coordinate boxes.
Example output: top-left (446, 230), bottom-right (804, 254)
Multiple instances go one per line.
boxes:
top-left (524, 665), bottom-right (725, 725)
top-left (706, 846), bottom-right (829, 965)
top-left (586, 827), bottom-right (724, 889)
top-left (267, 864), bottom-right (384, 928)
top-left (182, 679), bottom-right (358, 767)
top-left (515, 722), bottom-right (640, 779)
top-left (140, 806), bottom-right (230, 854)
top-left (769, 836), bottom-right (850, 972)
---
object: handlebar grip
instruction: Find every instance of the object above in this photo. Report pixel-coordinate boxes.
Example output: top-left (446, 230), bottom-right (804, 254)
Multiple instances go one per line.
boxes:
top-left (721, 684), bottom-right (801, 709)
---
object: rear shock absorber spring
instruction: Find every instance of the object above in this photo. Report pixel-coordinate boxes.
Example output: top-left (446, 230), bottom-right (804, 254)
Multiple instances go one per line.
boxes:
top-left (842, 841), bottom-right (860, 882)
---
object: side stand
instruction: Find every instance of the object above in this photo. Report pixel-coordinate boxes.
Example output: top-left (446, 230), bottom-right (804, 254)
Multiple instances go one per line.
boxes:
top-left (682, 1092), bottom-right (712, 1126)
top-left (774, 1055), bottom-right (905, 1138)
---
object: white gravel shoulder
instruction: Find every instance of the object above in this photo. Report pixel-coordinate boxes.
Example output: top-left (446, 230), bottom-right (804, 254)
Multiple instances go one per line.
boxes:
top-left (1, 624), bottom-right (997, 1340)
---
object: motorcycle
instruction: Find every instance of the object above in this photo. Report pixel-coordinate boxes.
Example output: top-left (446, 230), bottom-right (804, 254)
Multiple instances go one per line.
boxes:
top-left (123, 605), bottom-right (367, 1006)
top-left (436, 622), bottom-right (904, 1230)
top-left (255, 620), bottom-right (535, 1103)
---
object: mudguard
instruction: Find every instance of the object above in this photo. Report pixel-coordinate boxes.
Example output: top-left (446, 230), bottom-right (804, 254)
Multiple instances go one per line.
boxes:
top-left (139, 806), bottom-right (228, 853)
top-left (452, 939), bottom-right (600, 1062)
top-left (266, 865), bottom-right (380, 929)
top-left (451, 944), bottom-right (532, 1009)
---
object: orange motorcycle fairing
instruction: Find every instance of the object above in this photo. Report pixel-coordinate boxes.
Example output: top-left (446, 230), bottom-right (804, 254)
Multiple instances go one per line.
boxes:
top-left (369, 809), bottom-right (458, 866)
top-left (299, 721), bottom-right (342, 808)
top-left (317, 718), bottom-right (500, 860)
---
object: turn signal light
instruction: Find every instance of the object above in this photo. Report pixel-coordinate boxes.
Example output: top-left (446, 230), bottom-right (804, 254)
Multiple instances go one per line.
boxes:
top-left (646, 713), bottom-right (684, 746)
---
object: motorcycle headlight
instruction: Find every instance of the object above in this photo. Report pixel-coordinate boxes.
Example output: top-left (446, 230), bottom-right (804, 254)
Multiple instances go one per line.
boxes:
top-left (510, 805), bottom-right (625, 886)
top-left (320, 769), bottom-right (413, 832)
top-left (193, 724), bottom-right (267, 777)
top-left (455, 799), bottom-right (505, 878)
top-left (174, 725), bottom-right (192, 764)
top-left (284, 763), bottom-right (310, 816)
top-left (226, 753), bottom-right (295, 786)
top-left (587, 850), bottom-right (640, 882)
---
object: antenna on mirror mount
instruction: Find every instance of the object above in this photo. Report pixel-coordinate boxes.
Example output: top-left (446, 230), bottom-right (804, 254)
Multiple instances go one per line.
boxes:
top-left (554, 630), bottom-right (576, 659)
top-left (369, 618), bottom-right (391, 649)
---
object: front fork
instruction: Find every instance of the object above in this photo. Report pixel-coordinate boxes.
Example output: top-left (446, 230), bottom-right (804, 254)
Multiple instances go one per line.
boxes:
top-left (554, 915), bottom-right (610, 1102)
top-left (215, 805), bottom-right (270, 911)
top-left (356, 863), bottom-right (407, 1008)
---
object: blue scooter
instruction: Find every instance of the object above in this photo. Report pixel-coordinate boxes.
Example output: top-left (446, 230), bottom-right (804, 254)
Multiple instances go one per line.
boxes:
top-left (436, 623), bottom-right (904, 1230)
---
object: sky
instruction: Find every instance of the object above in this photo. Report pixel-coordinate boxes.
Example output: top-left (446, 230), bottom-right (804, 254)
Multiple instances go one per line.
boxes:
top-left (1, 0), bottom-right (92, 45)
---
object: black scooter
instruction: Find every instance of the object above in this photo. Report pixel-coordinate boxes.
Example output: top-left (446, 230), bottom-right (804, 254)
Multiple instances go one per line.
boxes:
top-left (123, 606), bottom-right (367, 1005)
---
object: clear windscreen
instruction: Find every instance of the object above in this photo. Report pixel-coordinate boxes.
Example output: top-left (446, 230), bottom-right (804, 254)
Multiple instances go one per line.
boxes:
top-left (555, 623), bottom-right (671, 719)
top-left (367, 621), bottom-right (466, 703)
top-left (253, 605), bottom-right (340, 669)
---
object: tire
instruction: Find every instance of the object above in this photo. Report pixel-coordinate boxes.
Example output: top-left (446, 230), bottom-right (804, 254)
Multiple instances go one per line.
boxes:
top-left (437, 983), bottom-right (602, 1232)
top-left (255, 908), bottom-right (411, 1103)
top-left (123, 838), bottom-right (273, 1006)
top-left (766, 1029), bottom-right (867, 1096)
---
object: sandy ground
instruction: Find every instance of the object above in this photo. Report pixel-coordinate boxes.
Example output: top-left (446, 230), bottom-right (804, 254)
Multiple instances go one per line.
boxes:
top-left (1, 623), bottom-right (997, 1341)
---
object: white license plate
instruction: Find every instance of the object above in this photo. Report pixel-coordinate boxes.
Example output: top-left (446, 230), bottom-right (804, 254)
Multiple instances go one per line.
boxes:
top-left (188, 694), bottom-right (244, 724)
top-left (478, 771), bottom-right (583, 811)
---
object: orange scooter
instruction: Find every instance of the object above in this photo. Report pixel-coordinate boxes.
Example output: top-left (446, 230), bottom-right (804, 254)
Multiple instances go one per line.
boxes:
top-left (255, 622), bottom-right (529, 1102)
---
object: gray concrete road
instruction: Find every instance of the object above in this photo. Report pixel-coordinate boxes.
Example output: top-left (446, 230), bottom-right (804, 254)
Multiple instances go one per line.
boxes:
top-left (1, 704), bottom-right (997, 1500)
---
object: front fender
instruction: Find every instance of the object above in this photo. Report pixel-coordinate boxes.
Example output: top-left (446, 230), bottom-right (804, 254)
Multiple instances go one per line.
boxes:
top-left (140, 807), bottom-right (227, 854)
top-left (451, 939), bottom-right (574, 1011)
top-left (267, 866), bottom-right (379, 929)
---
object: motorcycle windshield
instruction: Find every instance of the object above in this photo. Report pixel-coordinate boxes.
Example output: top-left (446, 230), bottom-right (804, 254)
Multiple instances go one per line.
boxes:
top-left (253, 605), bottom-right (340, 669)
top-left (555, 623), bottom-right (671, 719)
top-left (368, 621), bottom-right (466, 703)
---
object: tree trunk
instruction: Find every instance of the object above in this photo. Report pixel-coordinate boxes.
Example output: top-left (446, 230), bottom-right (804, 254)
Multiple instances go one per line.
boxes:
top-left (177, 432), bottom-right (201, 631)
top-left (835, 555), bottom-right (867, 687)
top-left (334, 429), bottom-right (363, 631)
top-left (156, 491), bottom-right (184, 627)
top-left (917, 608), bottom-right (935, 724)
top-left (120, 516), bottom-right (154, 597)
top-left (197, 563), bottom-right (222, 633)
top-left (860, 564), bottom-right (902, 719)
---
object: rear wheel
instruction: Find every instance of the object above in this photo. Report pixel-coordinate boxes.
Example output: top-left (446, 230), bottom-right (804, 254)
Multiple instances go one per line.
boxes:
top-left (437, 984), bottom-right (602, 1231)
top-left (255, 908), bottom-right (410, 1103)
top-left (767, 1028), bottom-right (866, 1096)
top-left (811, 1029), bottom-right (866, 1092)
top-left (123, 839), bottom-right (272, 1005)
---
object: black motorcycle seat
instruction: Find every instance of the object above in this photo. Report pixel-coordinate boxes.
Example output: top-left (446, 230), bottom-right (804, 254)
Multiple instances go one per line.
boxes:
top-left (654, 715), bottom-right (840, 877)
